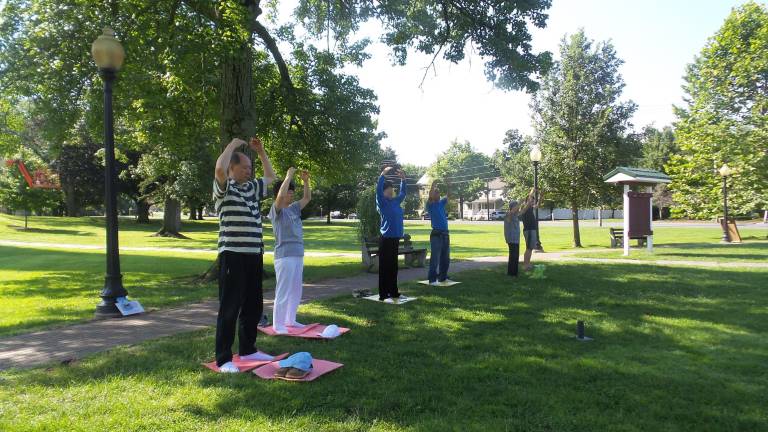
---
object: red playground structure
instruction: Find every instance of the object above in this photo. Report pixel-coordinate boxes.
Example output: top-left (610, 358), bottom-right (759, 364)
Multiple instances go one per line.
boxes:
top-left (5, 159), bottom-right (60, 189)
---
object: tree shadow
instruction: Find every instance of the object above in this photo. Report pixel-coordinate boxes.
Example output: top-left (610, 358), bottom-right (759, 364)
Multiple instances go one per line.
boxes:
top-left (5, 225), bottom-right (95, 236)
top-left (2, 261), bottom-right (766, 430)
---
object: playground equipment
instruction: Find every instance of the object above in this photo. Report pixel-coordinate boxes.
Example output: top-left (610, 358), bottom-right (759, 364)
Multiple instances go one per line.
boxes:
top-left (5, 159), bottom-right (60, 189)
top-left (604, 167), bottom-right (671, 256)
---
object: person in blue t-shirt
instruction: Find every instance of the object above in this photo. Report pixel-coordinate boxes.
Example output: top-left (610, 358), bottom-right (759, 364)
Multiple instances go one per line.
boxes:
top-left (375, 166), bottom-right (409, 302)
top-left (426, 181), bottom-right (454, 285)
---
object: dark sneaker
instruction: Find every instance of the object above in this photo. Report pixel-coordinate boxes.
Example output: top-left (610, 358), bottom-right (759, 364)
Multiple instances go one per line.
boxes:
top-left (273, 367), bottom-right (290, 378)
top-left (284, 368), bottom-right (311, 380)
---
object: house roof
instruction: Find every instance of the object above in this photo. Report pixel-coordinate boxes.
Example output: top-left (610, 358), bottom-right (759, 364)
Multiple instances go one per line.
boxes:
top-left (603, 167), bottom-right (671, 184)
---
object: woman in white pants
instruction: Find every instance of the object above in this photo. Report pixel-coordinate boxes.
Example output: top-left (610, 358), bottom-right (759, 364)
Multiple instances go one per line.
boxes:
top-left (268, 168), bottom-right (311, 334)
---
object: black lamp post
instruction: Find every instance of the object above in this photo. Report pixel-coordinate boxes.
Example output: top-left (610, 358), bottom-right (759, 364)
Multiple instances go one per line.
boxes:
top-left (719, 164), bottom-right (733, 243)
top-left (92, 28), bottom-right (128, 318)
top-left (529, 144), bottom-right (543, 252)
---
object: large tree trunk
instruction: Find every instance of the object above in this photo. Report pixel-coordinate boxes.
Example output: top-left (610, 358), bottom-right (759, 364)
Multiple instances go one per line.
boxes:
top-left (188, 203), bottom-right (197, 220)
top-left (197, 207), bottom-right (203, 220)
top-left (154, 198), bottom-right (187, 238)
top-left (459, 196), bottom-right (464, 219)
top-left (136, 199), bottom-right (150, 223)
top-left (63, 183), bottom-right (80, 217)
top-left (571, 203), bottom-right (582, 247)
top-left (219, 43), bottom-right (254, 147)
top-left (326, 212), bottom-right (331, 225)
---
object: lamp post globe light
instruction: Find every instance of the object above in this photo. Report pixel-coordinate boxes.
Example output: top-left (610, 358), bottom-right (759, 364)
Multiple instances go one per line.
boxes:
top-left (718, 164), bottom-right (733, 243)
top-left (529, 145), bottom-right (543, 252)
top-left (92, 27), bottom-right (128, 318)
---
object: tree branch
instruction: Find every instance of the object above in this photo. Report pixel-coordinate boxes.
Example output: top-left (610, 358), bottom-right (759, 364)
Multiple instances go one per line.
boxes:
top-left (252, 20), bottom-right (294, 90)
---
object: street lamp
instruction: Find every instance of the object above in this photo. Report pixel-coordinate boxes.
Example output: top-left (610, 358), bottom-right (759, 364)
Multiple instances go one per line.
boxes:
top-left (718, 163), bottom-right (733, 243)
top-left (92, 27), bottom-right (127, 318)
top-left (529, 144), bottom-right (543, 251)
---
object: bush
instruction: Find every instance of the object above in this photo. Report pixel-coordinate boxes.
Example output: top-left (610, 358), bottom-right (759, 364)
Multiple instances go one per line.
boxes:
top-left (356, 185), bottom-right (379, 241)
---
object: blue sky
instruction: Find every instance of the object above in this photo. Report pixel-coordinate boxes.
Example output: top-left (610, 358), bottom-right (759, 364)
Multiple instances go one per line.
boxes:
top-left (331, 0), bottom-right (756, 165)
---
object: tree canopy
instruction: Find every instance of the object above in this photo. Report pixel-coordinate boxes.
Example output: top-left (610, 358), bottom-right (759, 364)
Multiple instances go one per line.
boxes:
top-left (667, 1), bottom-right (768, 219)
top-left (530, 29), bottom-right (637, 246)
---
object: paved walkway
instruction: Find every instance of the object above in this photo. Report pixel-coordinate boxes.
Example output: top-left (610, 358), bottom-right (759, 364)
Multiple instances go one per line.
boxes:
top-left (0, 256), bottom-right (506, 370)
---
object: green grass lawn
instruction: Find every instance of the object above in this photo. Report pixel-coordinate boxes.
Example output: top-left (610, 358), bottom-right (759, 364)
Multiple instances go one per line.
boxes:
top-left (575, 240), bottom-right (768, 263)
top-left (1, 262), bottom-right (766, 431)
top-left (0, 245), bottom-right (362, 337)
top-left (2, 214), bottom-right (766, 258)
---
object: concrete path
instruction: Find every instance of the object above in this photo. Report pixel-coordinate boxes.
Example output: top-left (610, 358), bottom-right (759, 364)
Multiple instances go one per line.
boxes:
top-left (0, 256), bottom-right (505, 371)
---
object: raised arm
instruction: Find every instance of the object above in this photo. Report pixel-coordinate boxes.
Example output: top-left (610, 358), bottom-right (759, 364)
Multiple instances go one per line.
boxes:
top-left (299, 170), bottom-right (311, 209)
top-left (377, 167), bottom-right (394, 200)
top-left (250, 137), bottom-right (276, 185)
top-left (275, 167), bottom-right (296, 209)
top-left (215, 138), bottom-right (247, 188)
top-left (395, 169), bottom-right (407, 203)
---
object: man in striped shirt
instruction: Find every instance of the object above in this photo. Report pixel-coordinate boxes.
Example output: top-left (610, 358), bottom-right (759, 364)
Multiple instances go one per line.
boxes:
top-left (212, 136), bottom-right (276, 373)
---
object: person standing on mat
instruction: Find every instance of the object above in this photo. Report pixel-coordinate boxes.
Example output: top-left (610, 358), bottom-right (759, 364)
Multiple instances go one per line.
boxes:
top-left (269, 167), bottom-right (312, 334)
top-left (376, 166), bottom-right (409, 303)
top-left (212, 136), bottom-right (276, 373)
top-left (426, 180), bottom-right (453, 285)
top-left (504, 196), bottom-right (532, 277)
top-left (520, 188), bottom-right (538, 271)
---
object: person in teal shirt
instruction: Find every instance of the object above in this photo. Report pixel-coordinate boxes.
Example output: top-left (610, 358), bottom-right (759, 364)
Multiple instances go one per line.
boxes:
top-left (426, 181), bottom-right (452, 284)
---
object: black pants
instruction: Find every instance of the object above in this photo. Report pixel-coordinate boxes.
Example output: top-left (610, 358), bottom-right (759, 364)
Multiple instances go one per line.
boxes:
top-left (378, 237), bottom-right (400, 300)
top-left (216, 251), bottom-right (263, 366)
top-left (507, 243), bottom-right (520, 276)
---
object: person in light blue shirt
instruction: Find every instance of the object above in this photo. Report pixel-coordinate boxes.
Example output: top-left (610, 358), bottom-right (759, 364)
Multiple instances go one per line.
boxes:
top-left (426, 180), bottom-right (453, 284)
top-left (268, 167), bottom-right (312, 333)
top-left (375, 166), bottom-right (408, 302)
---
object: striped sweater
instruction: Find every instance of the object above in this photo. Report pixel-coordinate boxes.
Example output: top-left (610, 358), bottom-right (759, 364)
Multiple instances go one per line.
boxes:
top-left (213, 178), bottom-right (269, 254)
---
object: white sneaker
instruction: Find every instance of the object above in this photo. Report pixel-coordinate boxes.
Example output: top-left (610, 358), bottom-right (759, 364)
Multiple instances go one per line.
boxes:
top-left (442, 279), bottom-right (456, 284)
top-left (383, 298), bottom-right (395, 304)
top-left (429, 281), bottom-right (440, 286)
top-left (396, 295), bottom-right (409, 301)
top-left (288, 321), bottom-right (306, 328)
top-left (218, 361), bottom-right (240, 373)
top-left (273, 326), bottom-right (289, 335)
top-left (240, 352), bottom-right (274, 361)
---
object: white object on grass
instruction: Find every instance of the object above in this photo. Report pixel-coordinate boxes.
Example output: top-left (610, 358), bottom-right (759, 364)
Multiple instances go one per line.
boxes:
top-left (115, 296), bottom-right (144, 316)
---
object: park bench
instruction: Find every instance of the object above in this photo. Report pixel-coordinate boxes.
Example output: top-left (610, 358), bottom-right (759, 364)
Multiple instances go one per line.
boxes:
top-left (609, 227), bottom-right (647, 248)
top-left (361, 234), bottom-right (427, 272)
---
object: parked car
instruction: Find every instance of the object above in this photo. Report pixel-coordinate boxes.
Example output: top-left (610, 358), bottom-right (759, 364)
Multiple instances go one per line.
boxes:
top-left (330, 211), bottom-right (345, 219)
top-left (490, 210), bottom-right (506, 220)
top-left (347, 213), bottom-right (358, 219)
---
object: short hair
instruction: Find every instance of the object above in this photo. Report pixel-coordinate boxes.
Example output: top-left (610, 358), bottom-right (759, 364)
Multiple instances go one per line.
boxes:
top-left (382, 180), bottom-right (394, 191)
top-left (508, 200), bottom-right (519, 209)
top-left (229, 151), bottom-right (250, 169)
top-left (273, 179), bottom-right (296, 196)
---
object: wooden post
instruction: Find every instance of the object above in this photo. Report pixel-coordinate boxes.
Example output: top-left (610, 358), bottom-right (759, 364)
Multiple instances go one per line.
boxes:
top-left (646, 185), bottom-right (654, 253)
top-left (623, 184), bottom-right (630, 256)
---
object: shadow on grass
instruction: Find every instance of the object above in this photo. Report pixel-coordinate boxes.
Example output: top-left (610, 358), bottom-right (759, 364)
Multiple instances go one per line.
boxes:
top-left (655, 241), bottom-right (768, 261)
top-left (5, 225), bottom-right (95, 236)
top-left (5, 262), bottom-right (766, 430)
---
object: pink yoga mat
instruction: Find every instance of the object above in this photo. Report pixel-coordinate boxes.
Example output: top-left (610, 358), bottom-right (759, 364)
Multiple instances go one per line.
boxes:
top-left (202, 352), bottom-right (289, 373)
top-left (252, 359), bottom-right (344, 382)
top-left (257, 323), bottom-right (350, 339)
